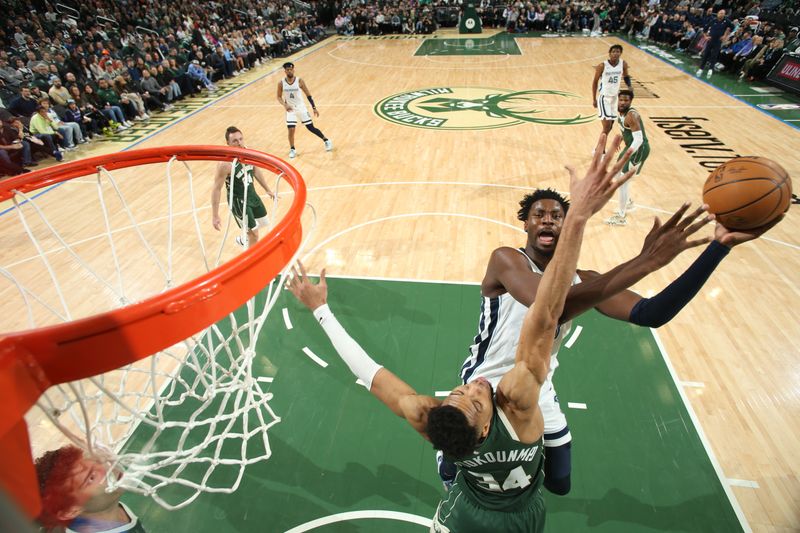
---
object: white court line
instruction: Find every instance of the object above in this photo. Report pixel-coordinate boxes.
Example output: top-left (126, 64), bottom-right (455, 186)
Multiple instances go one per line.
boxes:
top-left (256, 376), bottom-right (274, 383)
top-left (751, 87), bottom-right (782, 93)
top-left (727, 478), bottom-right (760, 489)
top-left (651, 329), bottom-right (751, 532)
top-left (680, 381), bottom-right (705, 388)
top-left (567, 402), bottom-right (587, 410)
top-left (564, 325), bottom-right (583, 348)
top-left (302, 212), bottom-right (522, 261)
top-left (435, 390), bottom-right (451, 397)
top-left (282, 308), bottom-right (293, 330)
top-left (285, 510), bottom-right (432, 533)
top-left (786, 119), bottom-right (800, 122)
top-left (301, 346), bottom-right (328, 368)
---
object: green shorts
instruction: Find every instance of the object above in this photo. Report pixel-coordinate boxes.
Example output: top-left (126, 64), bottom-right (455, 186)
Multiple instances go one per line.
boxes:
top-left (229, 192), bottom-right (267, 231)
top-left (430, 481), bottom-right (545, 533)
top-left (618, 142), bottom-right (650, 175)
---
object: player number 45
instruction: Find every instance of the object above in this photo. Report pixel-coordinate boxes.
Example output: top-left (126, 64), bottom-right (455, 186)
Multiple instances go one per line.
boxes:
top-left (469, 466), bottom-right (532, 492)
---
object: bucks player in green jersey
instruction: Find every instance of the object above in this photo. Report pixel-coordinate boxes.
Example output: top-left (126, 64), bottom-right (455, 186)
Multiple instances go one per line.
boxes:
top-left (287, 133), bottom-right (636, 532)
top-left (211, 127), bottom-right (275, 248)
top-left (605, 89), bottom-right (650, 227)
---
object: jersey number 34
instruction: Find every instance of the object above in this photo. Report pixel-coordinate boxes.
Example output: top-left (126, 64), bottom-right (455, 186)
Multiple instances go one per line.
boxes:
top-left (469, 466), bottom-right (532, 492)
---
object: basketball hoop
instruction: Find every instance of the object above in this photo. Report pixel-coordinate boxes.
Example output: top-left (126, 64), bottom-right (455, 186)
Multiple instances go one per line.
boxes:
top-left (0, 146), bottom-right (310, 517)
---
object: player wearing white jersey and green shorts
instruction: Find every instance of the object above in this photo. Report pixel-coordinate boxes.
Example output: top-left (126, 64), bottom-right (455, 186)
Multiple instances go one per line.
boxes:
top-left (211, 127), bottom-right (275, 248)
top-left (286, 134), bottom-right (636, 533)
top-left (606, 89), bottom-right (650, 226)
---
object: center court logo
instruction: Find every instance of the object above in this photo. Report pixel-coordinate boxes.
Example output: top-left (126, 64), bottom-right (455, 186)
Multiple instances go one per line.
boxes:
top-left (374, 87), bottom-right (595, 130)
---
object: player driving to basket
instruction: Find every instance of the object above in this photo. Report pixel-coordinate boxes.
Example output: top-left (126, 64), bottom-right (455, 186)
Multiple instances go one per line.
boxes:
top-left (287, 133), bottom-right (636, 532)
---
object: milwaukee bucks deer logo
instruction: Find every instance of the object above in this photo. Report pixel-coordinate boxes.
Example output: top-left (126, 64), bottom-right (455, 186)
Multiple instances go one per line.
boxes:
top-left (375, 87), bottom-right (594, 130)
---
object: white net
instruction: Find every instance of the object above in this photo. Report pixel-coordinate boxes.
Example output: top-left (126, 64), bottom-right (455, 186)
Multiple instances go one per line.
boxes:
top-left (1, 151), bottom-right (313, 509)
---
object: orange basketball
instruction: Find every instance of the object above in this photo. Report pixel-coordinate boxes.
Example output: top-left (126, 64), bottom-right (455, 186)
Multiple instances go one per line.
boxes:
top-left (702, 156), bottom-right (792, 230)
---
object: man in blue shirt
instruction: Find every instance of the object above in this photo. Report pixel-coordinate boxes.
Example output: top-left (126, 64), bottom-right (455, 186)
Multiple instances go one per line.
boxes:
top-left (696, 8), bottom-right (734, 79)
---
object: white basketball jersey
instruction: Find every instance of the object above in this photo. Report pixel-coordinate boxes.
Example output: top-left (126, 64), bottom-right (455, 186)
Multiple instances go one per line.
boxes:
top-left (599, 59), bottom-right (624, 96)
top-left (460, 249), bottom-right (581, 399)
top-left (282, 77), bottom-right (306, 111)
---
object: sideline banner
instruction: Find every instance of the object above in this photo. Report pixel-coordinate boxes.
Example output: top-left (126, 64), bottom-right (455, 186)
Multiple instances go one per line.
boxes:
top-left (766, 53), bottom-right (800, 95)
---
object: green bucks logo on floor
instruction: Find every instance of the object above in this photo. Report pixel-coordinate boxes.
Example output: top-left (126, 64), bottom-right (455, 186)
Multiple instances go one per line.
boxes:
top-left (374, 87), bottom-right (594, 130)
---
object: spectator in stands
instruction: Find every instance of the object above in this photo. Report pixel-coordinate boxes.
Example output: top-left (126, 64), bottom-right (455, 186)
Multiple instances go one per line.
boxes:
top-left (83, 83), bottom-right (130, 130)
top-left (40, 97), bottom-right (85, 148)
top-left (48, 78), bottom-right (71, 107)
top-left (28, 105), bottom-right (64, 161)
top-left (8, 85), bottom-right (38, 118)
top-left (0, 119), bottom-right (28, 176)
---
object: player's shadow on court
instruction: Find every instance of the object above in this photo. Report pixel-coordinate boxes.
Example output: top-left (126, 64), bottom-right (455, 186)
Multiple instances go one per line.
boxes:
top-left (329, 279), bottom-right (438, 326)
top-left (246, 433), bottom-right (440, 511)
top-left (547, 487), bottom-right (739, 532)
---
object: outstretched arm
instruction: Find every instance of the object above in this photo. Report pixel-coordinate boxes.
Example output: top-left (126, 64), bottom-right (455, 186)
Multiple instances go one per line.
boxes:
top-left (485, 203), bottom-right (712, 321)
top-left (499, 134), bottom-right (634, 412)
top-left (287, 263), bottom-right (439, 436)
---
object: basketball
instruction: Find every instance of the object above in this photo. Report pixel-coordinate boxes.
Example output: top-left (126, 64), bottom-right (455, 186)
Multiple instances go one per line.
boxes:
top-left (702, 157), bottom-right (792, 230)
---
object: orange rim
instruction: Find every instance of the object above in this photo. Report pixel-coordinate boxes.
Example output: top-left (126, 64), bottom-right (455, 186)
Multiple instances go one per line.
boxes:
top-left (0, 146), bottom-right (306, 518)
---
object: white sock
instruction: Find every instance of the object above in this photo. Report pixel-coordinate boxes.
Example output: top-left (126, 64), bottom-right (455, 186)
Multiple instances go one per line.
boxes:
top-left (618, 181), bottom-right (630, 217)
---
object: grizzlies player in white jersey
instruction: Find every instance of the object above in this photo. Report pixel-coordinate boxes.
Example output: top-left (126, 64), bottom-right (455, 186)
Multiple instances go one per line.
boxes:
top-left (446, 177), bottom-right (780, 496)
top-left (211, 126), bottom-right (275, 248)
top-left (287, 134), bottom-right (636, 532)
top-left (276, 62), bottom-right (332, 159)
top-left (592, 44), bottom-right (631, 135)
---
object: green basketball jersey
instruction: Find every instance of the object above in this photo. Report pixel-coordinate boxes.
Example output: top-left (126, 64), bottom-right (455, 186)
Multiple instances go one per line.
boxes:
top-left (617, 107), bottom-right (649, 149)
top-left (449, 400), bottom-right (544, 511)
top-left (226, 160), bottom-right (259, 205)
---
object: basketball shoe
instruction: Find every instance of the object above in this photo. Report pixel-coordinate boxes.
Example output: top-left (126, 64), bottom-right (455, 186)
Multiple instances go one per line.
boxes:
top-left (605, 214), bottom-right (627, 226)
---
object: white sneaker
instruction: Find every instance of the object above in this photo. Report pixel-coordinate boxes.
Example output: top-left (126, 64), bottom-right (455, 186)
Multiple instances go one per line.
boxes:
top-left (324, 139), bottom-right (333, 151)
top-left (289, 148), bottom-right (296, 159)
top-left (706, 69), bottom-right (713, 79)
top-left (604, 214), bottom-right (627, 226)
top-left (235, 236), bottom-right (247, 248)
top-left (142, 113), bottom-right (150, 120)
top-left (696, 68), bottom-right (703, 77)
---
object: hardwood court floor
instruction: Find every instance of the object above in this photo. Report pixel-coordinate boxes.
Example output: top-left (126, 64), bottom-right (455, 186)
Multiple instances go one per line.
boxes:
top-left (2, 33), bottom-right (798, 531)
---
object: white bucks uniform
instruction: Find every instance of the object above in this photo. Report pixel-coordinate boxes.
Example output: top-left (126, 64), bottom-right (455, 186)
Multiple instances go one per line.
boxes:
top-left (282, 77), bottom-right (312, 126)
top-left (460, 249), bottom-right (579, 447)
top-left (596, 59), bottom-right (624, 120)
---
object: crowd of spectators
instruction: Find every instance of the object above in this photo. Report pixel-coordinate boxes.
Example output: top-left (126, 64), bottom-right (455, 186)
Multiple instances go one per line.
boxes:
top-left (0, 0), bottom-right (328, 177)
top-left (331, 0), bottom-right (799, 91)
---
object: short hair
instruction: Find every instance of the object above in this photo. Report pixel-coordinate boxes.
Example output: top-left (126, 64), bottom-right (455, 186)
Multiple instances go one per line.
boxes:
top-left (426, 405), bottom-right (479, 459)
top-left (609, 44), bottom-right (623, 53)
top-left (517, 188), bottom-right (570, 222)
top-left (282, 61), bottom-right (294, 69)
top-left (35, 104), bottom-right (46, 111)
top-left (35, 445), bottom-right (85, 528)
top-left (225, 126), bottom-right (242, 142)
top-left (618, 89), bottom-right (634, 99)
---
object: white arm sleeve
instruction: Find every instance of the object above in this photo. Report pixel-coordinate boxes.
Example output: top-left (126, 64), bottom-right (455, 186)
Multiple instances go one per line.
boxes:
top-left (312, 304), bottom-right (383, 390)
top-left (630, 130), bottom-right (644, 153)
